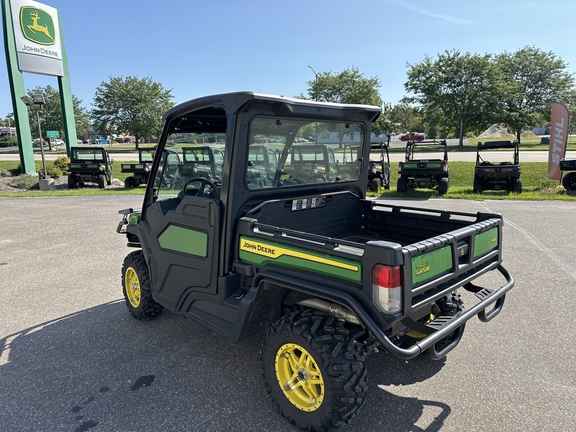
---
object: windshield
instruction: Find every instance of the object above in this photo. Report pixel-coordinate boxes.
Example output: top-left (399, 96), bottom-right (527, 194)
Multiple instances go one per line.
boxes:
top-left (71, 149), bottom-right (106, 162)
top-left (246, 117), bottom-right (366, 189)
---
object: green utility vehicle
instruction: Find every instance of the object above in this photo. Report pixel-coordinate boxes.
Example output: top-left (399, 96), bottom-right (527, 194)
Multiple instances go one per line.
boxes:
top-left (67, 147), bottom-right (113, 189)
top-left (117, 92), bottom-right (514, 431)
top-left (473, 140), bottom-right (522, 193)
top-left (180, 145), bottom-right (224, 183)
top-left (397, 139), bottom-right (450, 194)
top-left (283, 144), bottom-right (337, 184)
top-left (560, 158), bottom-right (576, 191)
top-left (122, 147), bottom-right (156, 188)
top-left (367, 141), bottom-right (391, 191)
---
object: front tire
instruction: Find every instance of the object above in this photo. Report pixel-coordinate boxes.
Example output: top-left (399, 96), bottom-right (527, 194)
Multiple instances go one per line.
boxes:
top-left (121, 250), bottom-right (163, 320)
top-left (261, 309), bottom-right (367, 431)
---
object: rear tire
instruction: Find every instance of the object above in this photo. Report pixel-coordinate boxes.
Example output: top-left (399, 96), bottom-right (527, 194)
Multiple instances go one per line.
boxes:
top-left (261, 309), bottom-right (367, 431)
top-left (369, 178), bottom-right (381, 192)
top-left (397, 176), bottom-right (407, 192)
top-left (512, 178), bottom-right (522, 193)
top-left (98, 174), bottom-right (106, 189)
top-left (473, 177), bottom-right (483, 194)
top-left (67, 175), bottom-right (76, 189)
top-left (562, 172), bottom-right (576, 190)
top-left (438, 177), bottom-right (449, 195)
top-left (125, 176), bottom-right (134, 188)
top-left (121, 250), bottom-right (163, 320)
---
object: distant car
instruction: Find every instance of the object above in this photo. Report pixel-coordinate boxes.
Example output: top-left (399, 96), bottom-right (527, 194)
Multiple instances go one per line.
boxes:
top-left (92, 138), bottom-right (110, 144)
top-left (399, 132), bottom-right (425, 142)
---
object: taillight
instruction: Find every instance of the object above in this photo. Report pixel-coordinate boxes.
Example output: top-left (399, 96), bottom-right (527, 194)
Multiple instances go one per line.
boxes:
top-left (98, 163), bottom-right (104, 171)
top-left (442, 162), bottom-right (447, 171)
top-left (144, 163), bottom-right (150, 172)
top-left (313, 164), bottom-right (318, 174)
top-left (370, 163), bottom-right (376, 174)
top-left (193, 163), bottom-right (198, 174)
top-left (372, 264), bottom-right (402, 314)
top-left (398, 162), bottom-right (403, 174)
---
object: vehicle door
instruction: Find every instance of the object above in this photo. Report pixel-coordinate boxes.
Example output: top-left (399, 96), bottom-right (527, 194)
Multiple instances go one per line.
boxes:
top-left (145, 148), bottom-right (221, 311)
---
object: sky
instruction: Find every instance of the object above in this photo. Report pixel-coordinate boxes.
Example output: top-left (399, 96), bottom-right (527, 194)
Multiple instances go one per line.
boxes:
top-left (2, 0), bottom-right (576, 119)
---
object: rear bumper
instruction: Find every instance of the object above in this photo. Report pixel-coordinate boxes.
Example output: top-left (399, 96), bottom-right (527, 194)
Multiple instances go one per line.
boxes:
top-left (253, 263), bottom-right (514, 360)
top-left (370, 264), bottom-right (514, 359)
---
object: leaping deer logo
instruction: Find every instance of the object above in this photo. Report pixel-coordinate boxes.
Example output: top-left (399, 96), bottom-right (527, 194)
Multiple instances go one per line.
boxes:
top-left (27, 11), bottom-right (54, 43)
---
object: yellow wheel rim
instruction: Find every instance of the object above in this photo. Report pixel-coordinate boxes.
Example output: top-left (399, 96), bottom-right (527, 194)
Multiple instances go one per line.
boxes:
top-left (275, 343), bottom-right (324, 412)
top-left (124, 267), bottom-right (141, 308)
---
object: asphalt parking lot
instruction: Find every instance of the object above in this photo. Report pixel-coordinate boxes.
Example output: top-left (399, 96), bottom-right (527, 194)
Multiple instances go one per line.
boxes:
top-left (0, 196), bottom-right (574, 432)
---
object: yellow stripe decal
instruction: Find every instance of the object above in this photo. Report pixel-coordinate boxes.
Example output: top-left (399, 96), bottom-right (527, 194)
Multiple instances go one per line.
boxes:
top-left (240, 238), bottom-right (359, 272)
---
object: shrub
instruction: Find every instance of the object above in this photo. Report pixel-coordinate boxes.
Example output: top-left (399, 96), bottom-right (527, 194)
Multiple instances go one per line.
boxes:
top-left (0, 167), bottom-right (11, 177)
top-left (9, 174), bottom-right (39, 189)
top-left (47, 166), bottom-right (62, 179)
top-left (53, 156), bottom-right (70, 173)
top-left (0, 136), bottom-right (18, 147)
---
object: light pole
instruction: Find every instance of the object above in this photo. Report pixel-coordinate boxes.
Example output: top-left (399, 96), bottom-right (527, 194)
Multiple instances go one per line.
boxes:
top-left (21, 94), bottom-right (48, 179)
top-left (307, 65), bottom-right (318, 101)
top-left (7, 113), bottom-right (13, 135)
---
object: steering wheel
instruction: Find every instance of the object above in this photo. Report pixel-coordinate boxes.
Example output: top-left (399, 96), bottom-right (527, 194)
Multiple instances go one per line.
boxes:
top-left (178, 177), bottom-right (221, 201)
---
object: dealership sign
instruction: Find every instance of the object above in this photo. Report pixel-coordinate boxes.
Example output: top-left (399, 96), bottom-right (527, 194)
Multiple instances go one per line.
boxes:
top-left (10, 0), bottom-right (63, 76)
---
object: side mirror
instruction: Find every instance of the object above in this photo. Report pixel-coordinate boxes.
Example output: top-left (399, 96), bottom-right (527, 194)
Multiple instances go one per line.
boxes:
top-left (110, 158), bottom-right (115, 164)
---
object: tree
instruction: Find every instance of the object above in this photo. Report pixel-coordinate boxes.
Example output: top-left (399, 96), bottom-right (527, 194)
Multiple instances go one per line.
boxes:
top-left (388, 102), bottom-right (424, 134)
top-left (91, 76), bottom-right (174, 148)
top-left (24, 85), bottom-right (90, 145)
top-left (494, 46), bottom-right (575, 143)
top-left (404, 50), bottom-right (498, 146)
top-left (306, 67), bottom-right (383, 146)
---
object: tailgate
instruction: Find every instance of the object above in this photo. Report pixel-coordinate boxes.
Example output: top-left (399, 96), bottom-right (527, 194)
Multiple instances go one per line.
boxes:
top-left (403, 217), bottom-right (501, 312)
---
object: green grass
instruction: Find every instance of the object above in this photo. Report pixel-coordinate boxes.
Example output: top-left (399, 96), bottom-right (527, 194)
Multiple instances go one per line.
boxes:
top-left (1, 159), bottom-right (574, 200)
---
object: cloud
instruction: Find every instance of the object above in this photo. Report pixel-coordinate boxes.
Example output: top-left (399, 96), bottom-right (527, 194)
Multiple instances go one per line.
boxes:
top-left (386, 0), bottom-right (476, 25)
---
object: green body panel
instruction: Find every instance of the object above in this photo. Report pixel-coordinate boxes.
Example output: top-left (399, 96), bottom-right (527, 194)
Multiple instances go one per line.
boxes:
top-left (158, 225), bottom-right (208, 257)
top-left (129, 211), bottom-right (141, 225)
top-left (474, 228), bottom-right (499, 258)
top-left (239, 236), bottom-right (361, 284)
top-left (411, 245), bottom-right (453, 286)
top-left (70, 163), bottom-right (101, 169)
top-left (426, 162), bottom-right (442, 169)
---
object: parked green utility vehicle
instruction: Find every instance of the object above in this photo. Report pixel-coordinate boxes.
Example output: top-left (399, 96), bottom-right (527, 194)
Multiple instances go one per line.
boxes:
top-left (121, 147), bottom-right (155, 188)
top-left (560, 158), bottom-right (576, 191)
top-left (397, 139), bottom-right (449, 194)
top-left (473, 140), bottom-right (522, 193)
top-left (117, 92), bottom-right (514, 431)
top-left (67, 147), bottom-right (113, 189)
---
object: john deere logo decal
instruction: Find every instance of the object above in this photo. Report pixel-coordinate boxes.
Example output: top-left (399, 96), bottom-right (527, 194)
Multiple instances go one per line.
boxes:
top-left (20, 7), bottom-right (55, 45)
top-left (415, 261), bottom-right (430, 276)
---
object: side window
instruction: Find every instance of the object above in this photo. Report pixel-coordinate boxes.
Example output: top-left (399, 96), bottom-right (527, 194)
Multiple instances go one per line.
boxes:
top-left (153, 150), bottom-right (182, 193)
